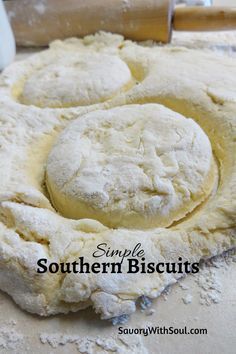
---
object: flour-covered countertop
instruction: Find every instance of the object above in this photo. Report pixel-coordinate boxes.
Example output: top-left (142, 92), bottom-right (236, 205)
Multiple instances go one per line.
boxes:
top-left (0, 252), bottom-right (235, 353)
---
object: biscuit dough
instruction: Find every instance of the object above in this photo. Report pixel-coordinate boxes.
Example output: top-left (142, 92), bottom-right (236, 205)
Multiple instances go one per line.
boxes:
top-left (20, 53), bottom-right (132, 108)
top-left (0, 32), bottom-right (235, 319)
top-left (46, 104), bottom-right (215, 229)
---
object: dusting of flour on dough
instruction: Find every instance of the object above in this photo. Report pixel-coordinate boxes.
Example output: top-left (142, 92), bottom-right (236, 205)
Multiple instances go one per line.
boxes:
top-left (20, 53), bottom-right (132, 108)
top-left (0, 31), bottom-right (235, 320)
top-left (46, 104), bottom-right (215, 229)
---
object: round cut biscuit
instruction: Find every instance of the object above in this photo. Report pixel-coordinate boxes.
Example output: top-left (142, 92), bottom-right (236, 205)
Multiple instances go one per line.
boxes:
top-left (20, 53), bottom-right (132, 108)
top-left (46, 104), bottom-right (215, 228)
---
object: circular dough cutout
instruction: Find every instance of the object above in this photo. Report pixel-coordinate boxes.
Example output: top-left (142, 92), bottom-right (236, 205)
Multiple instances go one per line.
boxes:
top-left (20, 54), bottom-right (132, 108)
top-left (46, 104), bottom-right (216, 229)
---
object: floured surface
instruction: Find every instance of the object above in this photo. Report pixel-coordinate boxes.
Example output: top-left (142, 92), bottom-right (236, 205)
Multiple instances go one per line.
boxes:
top-left (0, 29), bottom-right (235, 321)
top-left (0, 251), bottom-right (235, 354)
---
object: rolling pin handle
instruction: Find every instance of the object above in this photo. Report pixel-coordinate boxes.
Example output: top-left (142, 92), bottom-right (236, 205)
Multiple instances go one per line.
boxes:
top-left (173, 6), bottom-right (236, 32)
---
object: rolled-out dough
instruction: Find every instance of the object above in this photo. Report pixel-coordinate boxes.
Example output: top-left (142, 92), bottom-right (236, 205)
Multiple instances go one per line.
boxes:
top-left (0, 32), bottom-right (235, 319)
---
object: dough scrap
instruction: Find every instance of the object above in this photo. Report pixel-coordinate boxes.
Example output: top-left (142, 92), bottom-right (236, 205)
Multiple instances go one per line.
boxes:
top-left (0, 32), bottom-right (235, 319)
top-left (46, 104), bottom-right (215, 229)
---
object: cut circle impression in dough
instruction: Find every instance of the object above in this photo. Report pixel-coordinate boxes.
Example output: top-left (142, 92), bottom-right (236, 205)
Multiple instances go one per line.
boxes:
top-left (20, 53), bottom-right (132, 108)
top-left (46, 104), bottom-right (216, 229)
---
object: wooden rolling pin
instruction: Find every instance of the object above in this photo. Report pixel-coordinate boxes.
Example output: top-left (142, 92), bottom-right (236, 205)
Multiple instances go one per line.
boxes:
top-left (4, 0), bottom-right (236, 46)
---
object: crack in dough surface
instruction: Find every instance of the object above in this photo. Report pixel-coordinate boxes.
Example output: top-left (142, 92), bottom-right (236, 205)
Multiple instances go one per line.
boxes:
top-left (46, 104), bottom-right (215, 229)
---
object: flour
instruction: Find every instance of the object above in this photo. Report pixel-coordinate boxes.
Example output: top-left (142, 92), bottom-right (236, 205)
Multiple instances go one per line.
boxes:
top-left (176, 250), bottom-right (236, 306)
top-left (178, 282), bottom-right (189, 291)
top-left (182, 294), bottom-right (193, 305)
top-left (0, 321), bottom-right (24, 350)
top-left (40, 332), bottom-right (149, 354)
top-left (195, 252), bottom-right (236, 306)
top-left (171, 31), bottom-right (236, 56)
